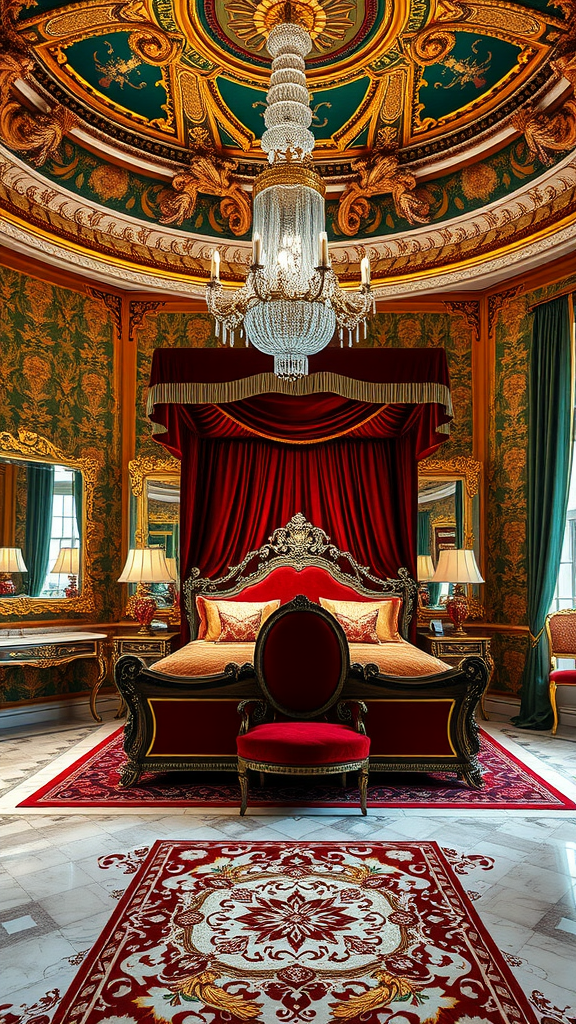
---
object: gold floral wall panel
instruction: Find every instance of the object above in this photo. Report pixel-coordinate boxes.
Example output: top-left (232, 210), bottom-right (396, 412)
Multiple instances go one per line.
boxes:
top-left (0, 264), bottom-right (121, 703)
top-left (135, 310), bottom-right (217, 456)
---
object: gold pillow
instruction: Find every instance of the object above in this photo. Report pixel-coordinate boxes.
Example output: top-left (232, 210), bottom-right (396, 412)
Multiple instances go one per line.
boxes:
top-left (199, 597), bottom-right (280, 641)
top-left (319, 597), bottom-right (401, 642)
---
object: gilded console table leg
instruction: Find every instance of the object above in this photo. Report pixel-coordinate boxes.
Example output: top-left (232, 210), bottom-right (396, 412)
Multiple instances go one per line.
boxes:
top-left (239, 759), bottom-right (249, 816)
top-left (89, 642), bottom-right (108, 723)
top-left (480, 651), bottom-right (495, 721)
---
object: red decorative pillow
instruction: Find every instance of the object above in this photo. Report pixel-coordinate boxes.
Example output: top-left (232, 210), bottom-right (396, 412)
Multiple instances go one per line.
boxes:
top-left (217, 608), bottom-right (263, 642)
top-left (335, 609), bottom-right (380, 643)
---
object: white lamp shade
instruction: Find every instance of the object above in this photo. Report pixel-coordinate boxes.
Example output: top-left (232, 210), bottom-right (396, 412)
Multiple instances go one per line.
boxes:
top-left (51, 547), bottom-right (79, 575)
top-left (118, 547), bottom-right (176, 584)
top-left (0, 547), bottom-right (27, 573)
top-left (165, 557), bottom-right (178, 582)
top-left (431, 548), bottom-right (484, 584)
top-left (417, 555), bottom-right (435, 581)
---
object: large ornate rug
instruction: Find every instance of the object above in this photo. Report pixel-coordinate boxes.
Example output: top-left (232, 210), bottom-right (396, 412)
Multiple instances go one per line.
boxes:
top-left (53, 841), bottom-right (537, 1024)
top-left (20, 728), bottom-right (576, 810)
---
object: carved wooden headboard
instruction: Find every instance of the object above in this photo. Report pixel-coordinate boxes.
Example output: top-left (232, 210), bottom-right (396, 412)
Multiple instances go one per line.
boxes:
top-left (183, 514), bottom-right (417, 640)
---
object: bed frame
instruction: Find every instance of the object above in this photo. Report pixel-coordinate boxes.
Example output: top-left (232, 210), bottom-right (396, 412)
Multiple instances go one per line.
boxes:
top-left (116, 514), bottom-right (488, 790)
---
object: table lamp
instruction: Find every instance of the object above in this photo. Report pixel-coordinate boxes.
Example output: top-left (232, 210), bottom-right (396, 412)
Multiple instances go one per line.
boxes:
top-left (51, 547), bottom-right (79, 598)
top-left (118, 547), bottom-right (176, 634)
top-left (0, 547), bottom-right (27, 595)
top-left (430, 549), bottom-right (484, 634)
top-left (417, 554), bottom-right (435, 608)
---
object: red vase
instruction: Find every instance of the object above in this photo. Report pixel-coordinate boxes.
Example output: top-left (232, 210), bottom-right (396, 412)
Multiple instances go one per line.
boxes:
top-left (446, 585), bottom-right (468, 635)
top-left (133, 596), bottom-right (156, 634)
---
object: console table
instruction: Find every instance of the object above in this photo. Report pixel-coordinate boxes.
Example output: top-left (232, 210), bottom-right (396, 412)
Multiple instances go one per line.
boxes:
top-left (0, 632), bottom-right (108, 722)
top-left (419, 632), bottom-right (493, 720)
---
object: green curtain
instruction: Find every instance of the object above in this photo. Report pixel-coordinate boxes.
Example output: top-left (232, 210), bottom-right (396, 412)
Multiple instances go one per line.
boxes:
top-left (512, 294), bottom-right (574, 729)
top-left (24, 464), bottom-right (54, 597)
top-left (417, 511), bottom-right (430, 556)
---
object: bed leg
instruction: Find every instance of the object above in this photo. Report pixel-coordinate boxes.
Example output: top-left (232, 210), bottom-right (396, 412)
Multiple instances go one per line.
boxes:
top-left (461, 761), bottom-right (483, 790)
top-left (239, 759), bottom-right (249, 815)
top-left (119, 760), bottom-right (142, 788)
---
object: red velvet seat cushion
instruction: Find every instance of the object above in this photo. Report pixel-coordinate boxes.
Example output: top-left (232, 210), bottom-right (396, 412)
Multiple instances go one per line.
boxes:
top-left (550, 669), bottom-right (576, 684)
top-left (237, 722), bottom-right (370, 765)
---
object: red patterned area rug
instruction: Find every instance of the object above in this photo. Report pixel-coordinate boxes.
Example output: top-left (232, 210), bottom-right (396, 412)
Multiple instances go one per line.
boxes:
top-left (20, 728), bottom-right (576, 810)
top-left (53, 841), bottom-right (537, 1024)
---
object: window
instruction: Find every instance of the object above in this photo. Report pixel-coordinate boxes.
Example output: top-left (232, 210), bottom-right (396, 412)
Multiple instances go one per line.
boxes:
top-left (40, 466), bottom-right (80, 597)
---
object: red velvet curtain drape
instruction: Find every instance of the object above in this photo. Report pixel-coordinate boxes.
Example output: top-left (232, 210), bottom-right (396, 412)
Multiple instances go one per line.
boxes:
top-left (147, 349), bottom-right (452, 642)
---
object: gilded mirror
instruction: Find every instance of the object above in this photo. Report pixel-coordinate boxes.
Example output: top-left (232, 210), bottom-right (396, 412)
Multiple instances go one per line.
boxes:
top-left (417, 457), bottom-right (482, 620)
top-left (0, 430), bottom-right (97, 616)
top-left (129, 455), bottom-right (180, 622)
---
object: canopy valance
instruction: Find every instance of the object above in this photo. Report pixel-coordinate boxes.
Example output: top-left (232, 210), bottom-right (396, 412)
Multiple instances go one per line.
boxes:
top-left (147, 347), bottom-right (453, 642)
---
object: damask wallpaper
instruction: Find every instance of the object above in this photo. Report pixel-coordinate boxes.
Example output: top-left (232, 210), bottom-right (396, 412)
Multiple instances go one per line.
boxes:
top-left (0, 264), bottom-right (121, 703)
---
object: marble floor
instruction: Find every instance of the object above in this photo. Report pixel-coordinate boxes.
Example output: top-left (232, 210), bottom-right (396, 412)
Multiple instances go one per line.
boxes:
top-left (0, 711), bottom-right (575, 1023)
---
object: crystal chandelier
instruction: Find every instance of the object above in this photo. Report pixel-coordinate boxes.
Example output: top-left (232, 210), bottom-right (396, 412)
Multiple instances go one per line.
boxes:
top-left (205, 18), bottom-right (374, 380)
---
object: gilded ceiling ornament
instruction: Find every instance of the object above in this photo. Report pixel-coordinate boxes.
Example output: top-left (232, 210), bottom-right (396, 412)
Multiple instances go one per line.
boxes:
top-left (0, 49), bottom-right (34, 102)
top-left (514, 99), bottom-right (576, 165)
top-left (0, 98), bottom-right (76, 166)
top-left (337, 152), bottom-right (430, 234)
top-left (408, 27), bottom-right (456, 66)
top-left (159, 153), bottom-right (252, 234)
top-left (224, 0), bottom-right (356, 53)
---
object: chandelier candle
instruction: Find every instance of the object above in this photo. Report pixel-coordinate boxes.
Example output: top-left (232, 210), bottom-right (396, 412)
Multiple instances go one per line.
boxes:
top-left (206, 19), bottom-right (374, 379)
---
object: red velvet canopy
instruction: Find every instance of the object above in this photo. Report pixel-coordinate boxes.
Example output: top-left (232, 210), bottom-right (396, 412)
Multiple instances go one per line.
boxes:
top-left (148, 348), bottom-right (452, 641)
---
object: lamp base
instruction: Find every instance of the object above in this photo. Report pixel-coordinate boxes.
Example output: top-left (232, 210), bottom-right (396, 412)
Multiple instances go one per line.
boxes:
top-left (0, 573), bottom-right (15, 596)
top-left (446, 584), bottom-right (468, 635)
top-left (129, 584), bottom-right (157, 635)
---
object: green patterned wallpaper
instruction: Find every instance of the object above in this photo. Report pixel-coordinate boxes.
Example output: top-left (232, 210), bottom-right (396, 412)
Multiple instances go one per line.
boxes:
top-left (368, 312), bottom-right (473, 457)
top-left (0, 265), bottom-right (122, 703)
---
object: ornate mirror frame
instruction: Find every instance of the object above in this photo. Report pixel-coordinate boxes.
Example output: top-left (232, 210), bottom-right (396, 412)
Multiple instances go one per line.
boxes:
top-left (0, 429), bottom-right (98, 617)
top-left (417, 456), bottom-right (483, 622)
top-left (129, 454), bottom-right (181, 624)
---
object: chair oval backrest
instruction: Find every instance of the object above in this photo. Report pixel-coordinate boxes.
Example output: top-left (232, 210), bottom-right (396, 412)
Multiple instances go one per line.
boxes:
top-left (254, 597), bottom-right (349, 718)
top-left (547, 610), bottom-right (576, 657)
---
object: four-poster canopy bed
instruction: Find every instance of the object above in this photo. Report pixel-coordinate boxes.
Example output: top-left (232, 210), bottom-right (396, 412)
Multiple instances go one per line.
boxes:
top-left (116, 348), bottom-right (488, 799)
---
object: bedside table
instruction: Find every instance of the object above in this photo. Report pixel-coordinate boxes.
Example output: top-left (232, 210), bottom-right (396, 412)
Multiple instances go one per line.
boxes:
top-left (112, 631), bottom-right (179, 717)
top-left (421, 633), bottom-right (493, 720)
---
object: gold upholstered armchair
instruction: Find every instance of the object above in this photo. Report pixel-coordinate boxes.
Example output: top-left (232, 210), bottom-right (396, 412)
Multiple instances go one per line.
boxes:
top-left (546, 609), bottom-right (576, 734)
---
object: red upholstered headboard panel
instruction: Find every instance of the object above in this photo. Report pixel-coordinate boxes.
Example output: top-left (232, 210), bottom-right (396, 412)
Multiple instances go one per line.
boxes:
top-left (233, 566), bottom-right (385, 605)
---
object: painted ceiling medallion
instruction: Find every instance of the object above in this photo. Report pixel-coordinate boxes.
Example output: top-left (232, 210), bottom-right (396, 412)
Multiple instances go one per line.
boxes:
top-left (221, 0), bottom-right (359, 55)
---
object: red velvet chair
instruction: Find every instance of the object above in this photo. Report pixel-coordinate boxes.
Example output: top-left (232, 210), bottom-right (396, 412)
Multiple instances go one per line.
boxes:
top-left (236, 595), bottom-right (370, 814)
top-left (546, 610), bottom-right (576, 734)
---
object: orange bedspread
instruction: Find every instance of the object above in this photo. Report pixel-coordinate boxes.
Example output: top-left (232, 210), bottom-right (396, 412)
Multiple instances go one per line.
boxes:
top-left (150, 638), bottom-right (450, 679)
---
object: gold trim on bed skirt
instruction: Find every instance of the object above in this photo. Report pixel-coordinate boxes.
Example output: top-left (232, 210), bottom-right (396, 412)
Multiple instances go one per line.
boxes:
top-left (147, 374), bottom-right (453, 435)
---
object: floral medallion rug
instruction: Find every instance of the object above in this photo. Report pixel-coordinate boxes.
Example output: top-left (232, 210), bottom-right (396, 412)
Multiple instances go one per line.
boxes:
top-left (52, 841), bottom-right (537, 1024)
top-left (20, 728), bottom-right (576, 810)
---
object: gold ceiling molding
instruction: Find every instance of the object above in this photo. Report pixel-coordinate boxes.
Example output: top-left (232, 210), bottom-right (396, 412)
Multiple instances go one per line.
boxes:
top-left (443, 300), bottom-right (480, 343)
top-left (1, 142), bottom-right (576, 294)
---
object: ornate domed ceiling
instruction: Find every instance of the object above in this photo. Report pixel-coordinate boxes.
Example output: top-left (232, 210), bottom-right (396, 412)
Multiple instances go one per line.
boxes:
top-left (0, 0), bottom-right (575, 295)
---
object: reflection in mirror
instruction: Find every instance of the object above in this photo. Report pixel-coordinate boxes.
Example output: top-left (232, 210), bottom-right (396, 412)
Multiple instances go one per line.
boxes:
top-left (145, 477), bottom-right (179, 609)
top-left (418, 479), bottom-right (463, 610)
top-left (0, 458), bottom-right (83, 599)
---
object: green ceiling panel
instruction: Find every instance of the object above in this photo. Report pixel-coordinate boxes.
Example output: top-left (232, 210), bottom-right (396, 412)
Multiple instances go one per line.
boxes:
top-left (419, 34), bottom-right (522, 124)
top-left (64, 34), bottom-right (169, 122)
top-left (311, 78), bottom-right (371, 141)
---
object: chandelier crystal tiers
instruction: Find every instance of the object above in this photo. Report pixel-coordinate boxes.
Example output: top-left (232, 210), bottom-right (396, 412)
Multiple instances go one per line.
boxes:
top-left (205, 19), bottom-right (374, 380)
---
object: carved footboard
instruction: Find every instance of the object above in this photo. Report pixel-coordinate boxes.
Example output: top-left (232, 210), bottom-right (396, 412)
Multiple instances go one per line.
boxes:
top-left (344, 656), bottom-right (488, 788)
top-left (115, 655), bottom-right (259, 787)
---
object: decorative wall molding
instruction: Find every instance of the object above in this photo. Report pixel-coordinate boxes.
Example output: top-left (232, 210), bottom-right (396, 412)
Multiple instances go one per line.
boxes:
top-left (487, 286), bottom-right (524, 337)
top-left (129, 300), bottom-right (164, 343)
top-left (87, 288), bottom-right (122, 335)
top-left (444, 301), bottom-right (481, 343)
